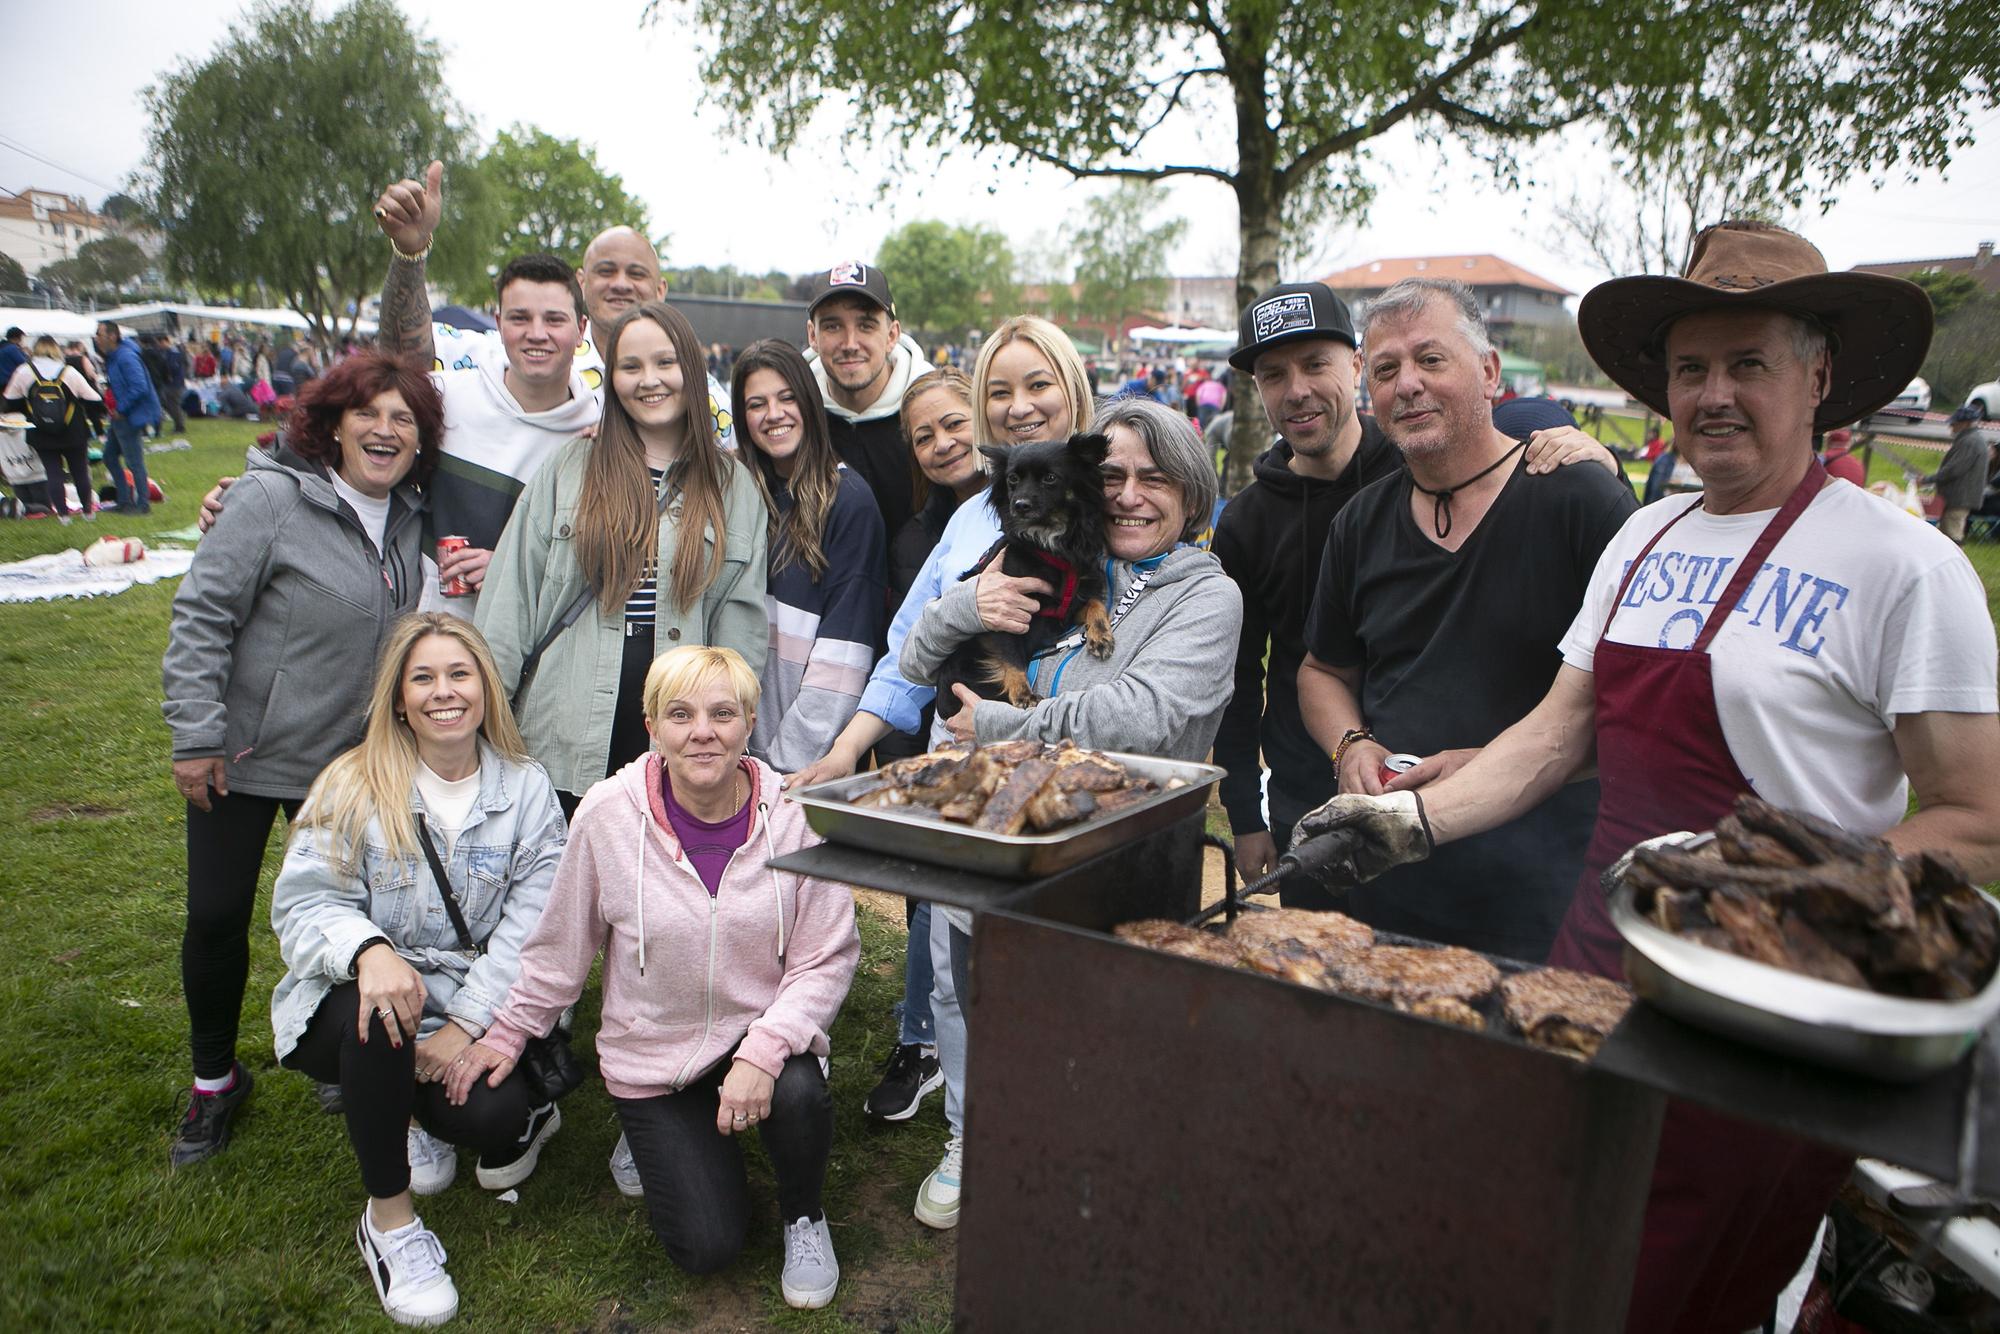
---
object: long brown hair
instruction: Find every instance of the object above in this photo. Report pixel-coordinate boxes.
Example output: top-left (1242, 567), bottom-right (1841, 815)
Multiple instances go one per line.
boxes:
top-left (574, 302), bottom-right (730, 613)
top-left (290, 613), bottom-right (531, 872)
top-left (731, 339), bottom-right (840, 580)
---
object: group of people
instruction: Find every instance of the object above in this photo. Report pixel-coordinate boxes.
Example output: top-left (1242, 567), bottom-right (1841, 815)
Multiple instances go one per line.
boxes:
top-left (148, 147), bottom-right (2000, 1331)
top-left (1, 319), bottom-right (167, 516)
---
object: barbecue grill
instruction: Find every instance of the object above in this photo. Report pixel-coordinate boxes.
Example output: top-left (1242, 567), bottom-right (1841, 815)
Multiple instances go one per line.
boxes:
top-left (773, 783), bottom-right (2000, 1331)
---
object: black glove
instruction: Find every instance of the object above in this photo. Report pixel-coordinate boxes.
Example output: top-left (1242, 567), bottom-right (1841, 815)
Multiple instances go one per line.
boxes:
top-left (1288, 791), bottom-right (1435, 886)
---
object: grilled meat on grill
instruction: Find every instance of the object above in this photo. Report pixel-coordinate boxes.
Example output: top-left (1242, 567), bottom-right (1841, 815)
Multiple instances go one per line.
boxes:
top-left (834, 742), bottom-right (1168, 836)
top-left (1228, 909), bottom-right (1373, 964)
top-left (1498, 969), bottom-right (1633, 1060)
top-left (1331, 946), bottom-right (1501, 1009)
top-left (1113, 920), bottom-right (1249, 967)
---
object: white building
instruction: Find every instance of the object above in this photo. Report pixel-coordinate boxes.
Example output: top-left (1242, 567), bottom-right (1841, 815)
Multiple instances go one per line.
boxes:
top-left (0, 189), bottom-right (112, 275)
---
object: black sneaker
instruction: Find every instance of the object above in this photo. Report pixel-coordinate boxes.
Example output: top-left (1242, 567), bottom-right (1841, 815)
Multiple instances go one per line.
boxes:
top-left (863, 1043), bottom-right (942, 1122)
top-left (475, 1102), bottom-right (561, 1190)
top-left (170, 1063), bottom-right (254, 1166)
top-left (315, 1080), bottom-right (345, 1115)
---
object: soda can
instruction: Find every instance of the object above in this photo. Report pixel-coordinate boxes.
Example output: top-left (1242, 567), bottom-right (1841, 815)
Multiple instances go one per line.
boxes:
top-left (1379, 752), bottom-right (1422, 783)
top-left (437, 534), bottom-right (471, 597)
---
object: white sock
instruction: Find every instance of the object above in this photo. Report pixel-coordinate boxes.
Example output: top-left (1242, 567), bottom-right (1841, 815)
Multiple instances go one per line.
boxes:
top-left (193, 1070), bottom-right (235, 1095)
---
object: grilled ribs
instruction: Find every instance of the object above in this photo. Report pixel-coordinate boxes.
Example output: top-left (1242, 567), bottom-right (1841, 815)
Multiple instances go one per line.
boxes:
top-left (1498, 969), bottom-right (1633, 1060)
top-left (837, 741), bottom-right (1167, 836)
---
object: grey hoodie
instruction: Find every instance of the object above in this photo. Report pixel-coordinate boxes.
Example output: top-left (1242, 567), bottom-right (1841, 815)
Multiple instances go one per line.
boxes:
top-left (898, 546), bottom-right (1243, 763)
top-left (162, 446), bottom-right (425, 799)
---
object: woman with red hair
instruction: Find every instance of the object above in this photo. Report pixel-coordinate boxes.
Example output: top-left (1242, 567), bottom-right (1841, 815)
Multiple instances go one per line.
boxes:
top-left (162, 351), bottom-right (443, 1169)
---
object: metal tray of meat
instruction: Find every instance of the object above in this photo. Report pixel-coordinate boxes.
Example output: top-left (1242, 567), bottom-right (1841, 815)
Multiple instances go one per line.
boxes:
top-left (791, 750), bottom-right (1225, 879)
top-left (1608, 832), bottom-right (2000, 1082)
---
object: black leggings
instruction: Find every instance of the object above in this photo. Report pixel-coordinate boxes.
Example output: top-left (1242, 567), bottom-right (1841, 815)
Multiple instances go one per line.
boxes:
top-left (613, 1051), bottom-right (833, 1274)
top-left (283, 980), bottom-right (539, 1199)
top-left (183, 791), bottom-right (300, 1079)
top-left (34, 438), bottom-right (91, 516)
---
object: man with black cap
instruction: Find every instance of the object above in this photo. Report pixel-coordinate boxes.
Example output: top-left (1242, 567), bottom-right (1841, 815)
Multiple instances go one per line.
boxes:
top-left (1211, 280), bottom-right (1616, 898)
top-left (1210, 282), bottom-right (1404, 894)
top-left (804, 262), bottom-right (932, 544)
top-left (1927, 405), bottom-right (1995, 544)
top-left (1291, 221), bottom-right (2000, 1333)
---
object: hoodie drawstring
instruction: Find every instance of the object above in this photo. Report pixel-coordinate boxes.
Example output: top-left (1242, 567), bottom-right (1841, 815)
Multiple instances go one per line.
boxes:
top-left (636, 809), bottom-right (648, 976)
top-left (759, 802), bottom-right (786, 963)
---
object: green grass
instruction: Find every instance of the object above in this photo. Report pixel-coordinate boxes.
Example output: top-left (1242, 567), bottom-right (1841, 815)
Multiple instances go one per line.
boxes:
top-left (0, 415), bottom-right (954, 1330)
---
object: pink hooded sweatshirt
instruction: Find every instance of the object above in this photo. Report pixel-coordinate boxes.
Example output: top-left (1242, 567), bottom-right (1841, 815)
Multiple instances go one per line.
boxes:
top-left (482, 753), bottom-right (859, 1097)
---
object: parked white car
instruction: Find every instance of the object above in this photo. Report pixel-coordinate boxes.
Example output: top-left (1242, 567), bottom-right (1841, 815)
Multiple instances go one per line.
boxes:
top-left (1890, 377), bottom-right (1932, 412)
top-left (1967, 379), bottom-right (2000, 419)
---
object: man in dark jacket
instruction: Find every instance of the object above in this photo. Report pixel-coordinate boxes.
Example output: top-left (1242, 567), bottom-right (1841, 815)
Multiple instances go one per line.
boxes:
top-left (803, 262), bottom-right (932, 546)
top-left (94, 322), bottom-right (160, 513)
top-left (143, 334), bottom-right (189, 433)
top-left (0, 327), bottom-right (26, 385)
top-left (1210, 283), bottom-right (1402, 901)
top-left (1928, 406), bottom-right (1995, 544)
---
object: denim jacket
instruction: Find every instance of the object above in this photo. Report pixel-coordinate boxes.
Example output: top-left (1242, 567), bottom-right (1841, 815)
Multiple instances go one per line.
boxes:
top-left (269, 744), bottom-right (567, 1060)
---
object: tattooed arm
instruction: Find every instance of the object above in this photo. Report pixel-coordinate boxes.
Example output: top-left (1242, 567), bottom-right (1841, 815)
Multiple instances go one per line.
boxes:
top-left (374, 160), bottom-right (443, 365)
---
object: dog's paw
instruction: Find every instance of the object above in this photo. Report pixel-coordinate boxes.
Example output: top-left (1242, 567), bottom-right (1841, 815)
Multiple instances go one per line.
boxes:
top-left (997, 664), bottom-right (1038, 708)
top-left (1081, 600), bottom-right (1115, 659)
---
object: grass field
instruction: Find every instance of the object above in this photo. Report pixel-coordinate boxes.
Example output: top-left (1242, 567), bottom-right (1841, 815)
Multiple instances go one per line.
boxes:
top-left (0, 419), bottom-right (955, 1330)
top-left (2, 415), bottom-right (1996, 1329)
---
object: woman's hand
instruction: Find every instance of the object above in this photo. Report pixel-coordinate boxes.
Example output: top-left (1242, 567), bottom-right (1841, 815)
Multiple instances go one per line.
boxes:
top-left (173, 757), bottom-right (228, 812)
top-left (355, 942), bottom-right (426, 1047)
top-left (974, 566), bottom-right (1052, 634)
top-left (944, 684), bottom-right (982, 744)
top-left (442, 1039), bottom-right (515, 1107)
top-left (414, 1020), bottom-right (473, 1085)
top-left (783, 746), bottom-right (858, 793)
top-left (715, 1058), bottom-right (775, 1136)
top-left (1383, 748), bottom-right (1480, 792)
top-left (1522, 426), bottom-right (1619, 477)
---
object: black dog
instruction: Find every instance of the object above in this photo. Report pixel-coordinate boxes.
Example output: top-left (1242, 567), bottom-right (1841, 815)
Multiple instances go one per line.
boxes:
top-left (936, 433), bottom-right (1115, 720)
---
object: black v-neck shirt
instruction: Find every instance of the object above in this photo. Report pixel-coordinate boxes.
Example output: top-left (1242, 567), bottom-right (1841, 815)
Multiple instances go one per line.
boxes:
top-left (1305, 453), bottom-right (1636, 959)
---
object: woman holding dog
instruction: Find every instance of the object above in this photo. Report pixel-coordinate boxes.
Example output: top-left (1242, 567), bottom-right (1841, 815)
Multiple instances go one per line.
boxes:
top-left (476, 301), bottom-right (767, 818)
top-left (269, 613), bottom-right (567, 1327)
top-left (162, 351), bottom-right (437, 1171)
top-left (729, 339), bottom-right (886, 773)
top-left (783, 315), bottom-right (1095, 1225)
top-left (448, 646), bottom-right (859, 1311)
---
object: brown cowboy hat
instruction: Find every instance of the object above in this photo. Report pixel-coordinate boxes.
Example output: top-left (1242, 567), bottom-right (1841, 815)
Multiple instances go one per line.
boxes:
top-left (1576, 220), bottom-right (1933, 431)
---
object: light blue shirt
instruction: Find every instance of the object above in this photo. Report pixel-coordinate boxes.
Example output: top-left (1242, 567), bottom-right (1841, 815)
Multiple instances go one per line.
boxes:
top-left (857, 494), bottom-right (1003, 735)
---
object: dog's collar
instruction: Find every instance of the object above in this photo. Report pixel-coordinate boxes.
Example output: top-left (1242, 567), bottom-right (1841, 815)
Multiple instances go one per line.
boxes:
top-left (1028, 549), bottom-right (1080, 619)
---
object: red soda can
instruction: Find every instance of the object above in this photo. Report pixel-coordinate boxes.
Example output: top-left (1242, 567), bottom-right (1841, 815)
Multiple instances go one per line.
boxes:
top-left (437, 535), bottom-right (471, 597)
top-left (1379, 752), bottom-right (1421, 784)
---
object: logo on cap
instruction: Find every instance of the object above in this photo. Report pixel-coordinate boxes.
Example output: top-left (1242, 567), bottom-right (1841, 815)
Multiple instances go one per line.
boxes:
top-left (1250, 293), bottom-right (1316, 343)
top-left (829, 262), bottom-right (869, 287)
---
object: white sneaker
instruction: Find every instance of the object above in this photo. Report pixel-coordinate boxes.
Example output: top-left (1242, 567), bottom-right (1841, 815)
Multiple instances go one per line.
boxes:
top-left (356, 1208), bottom-right (458, 1327)
top-left (608, 1132), bottom-right (644, 1198)
top-left (475, 1102), bottom-right (560, 1190)
top-left (781, 1215), bottom-right (840, 1309)
top-left (406, 1126), bottom-right (456, 1196)
top-left (914, 1136), bottom-right (963, 1230)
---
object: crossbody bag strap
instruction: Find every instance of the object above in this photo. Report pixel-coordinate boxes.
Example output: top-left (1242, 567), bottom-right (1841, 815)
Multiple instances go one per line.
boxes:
top-left (511, 462), bottom-right (684, 709)
top-left (414, 816), bottom-right (480, 956)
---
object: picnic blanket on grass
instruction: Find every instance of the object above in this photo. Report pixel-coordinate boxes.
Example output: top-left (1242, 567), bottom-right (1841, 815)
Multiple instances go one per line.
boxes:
top-left (0, 547), bottom-right (196, 602)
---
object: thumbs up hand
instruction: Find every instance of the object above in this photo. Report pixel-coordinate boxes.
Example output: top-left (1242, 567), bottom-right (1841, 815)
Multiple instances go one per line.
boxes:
top-left (373, 159), bottom-right (444, 256)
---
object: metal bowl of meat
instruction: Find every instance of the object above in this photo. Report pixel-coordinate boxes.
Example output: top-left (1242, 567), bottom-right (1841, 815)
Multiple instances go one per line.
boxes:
top-left (790, 741), bottom-right (1224, 879)
top-left (1607, 799), bottom-right (2000, 1082)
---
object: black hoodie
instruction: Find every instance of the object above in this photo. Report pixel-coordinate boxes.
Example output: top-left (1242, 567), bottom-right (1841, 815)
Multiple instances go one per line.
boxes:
top-left (1210, 417), bottom-right (1401, 833)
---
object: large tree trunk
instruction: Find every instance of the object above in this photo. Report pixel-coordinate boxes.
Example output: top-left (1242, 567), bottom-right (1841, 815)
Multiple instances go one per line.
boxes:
top-left (1223, 92), bottom-right (1282, 496)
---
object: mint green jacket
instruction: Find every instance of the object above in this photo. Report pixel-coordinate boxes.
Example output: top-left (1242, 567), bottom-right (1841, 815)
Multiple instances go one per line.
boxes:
top-left (476, 437), bottom-right (768, 795)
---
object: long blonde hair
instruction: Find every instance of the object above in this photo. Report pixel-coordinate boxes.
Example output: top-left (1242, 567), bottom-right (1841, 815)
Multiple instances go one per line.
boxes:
top-left (291, 613), bottom-right (531, 872)
top-left (971, 315), bottom-right (1094, 449)
top-left (575, 302), bottom-right (731, 613)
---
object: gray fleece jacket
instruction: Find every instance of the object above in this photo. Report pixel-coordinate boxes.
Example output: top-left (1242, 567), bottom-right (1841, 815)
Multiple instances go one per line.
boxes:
top-left (162, 446), bottom-right (425, 799)
top-left (898, 546), bottom-right (1243, 763)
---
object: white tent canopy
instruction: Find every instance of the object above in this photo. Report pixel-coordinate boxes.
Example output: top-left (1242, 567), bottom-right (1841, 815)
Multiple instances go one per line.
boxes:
top-left (88, 302), bottom-right (378, 337)
top-left (0, 305), bottom-right (102, 341)
top-left (1126, 324), bottom-right (1237, 344)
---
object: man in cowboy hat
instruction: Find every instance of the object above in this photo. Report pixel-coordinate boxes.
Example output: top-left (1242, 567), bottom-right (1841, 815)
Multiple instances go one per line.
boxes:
top-left (1286, 220), bottom-right (2000, 1332)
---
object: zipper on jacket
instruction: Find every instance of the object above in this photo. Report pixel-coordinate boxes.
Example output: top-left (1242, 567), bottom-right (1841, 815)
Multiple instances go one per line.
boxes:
top-left (669, 893), bottom-right (719, 1092)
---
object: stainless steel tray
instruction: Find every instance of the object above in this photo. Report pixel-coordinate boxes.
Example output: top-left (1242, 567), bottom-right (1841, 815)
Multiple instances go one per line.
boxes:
top-left (1607, 832), bottom-right (2000, 1082)
top-left (791, 750), bottom-right (1225, 880)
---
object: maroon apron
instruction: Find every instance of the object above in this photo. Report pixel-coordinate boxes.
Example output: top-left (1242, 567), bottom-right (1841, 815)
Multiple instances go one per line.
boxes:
top-left (1547, 459), bottom-right (1850, 1334)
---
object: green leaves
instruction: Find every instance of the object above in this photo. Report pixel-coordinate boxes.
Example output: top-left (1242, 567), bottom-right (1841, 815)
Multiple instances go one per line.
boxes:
top-left (1067, 182), bottom-right (1187, 329)
top-left (875, 220), bottom-right (1017, 337)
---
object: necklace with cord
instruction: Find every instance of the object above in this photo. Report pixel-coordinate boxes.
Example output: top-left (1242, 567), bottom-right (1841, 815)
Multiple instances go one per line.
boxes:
top-left (1408, 438), bottom-right (1526, 539)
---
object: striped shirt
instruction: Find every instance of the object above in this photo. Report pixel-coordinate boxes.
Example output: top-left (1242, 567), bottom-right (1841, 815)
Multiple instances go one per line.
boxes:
top-left (623, 467), bottom-right (665, 630)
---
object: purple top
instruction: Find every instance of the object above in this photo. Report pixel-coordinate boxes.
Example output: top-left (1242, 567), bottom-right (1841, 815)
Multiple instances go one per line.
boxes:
top-left (660, 766), bottom-right (753, 897)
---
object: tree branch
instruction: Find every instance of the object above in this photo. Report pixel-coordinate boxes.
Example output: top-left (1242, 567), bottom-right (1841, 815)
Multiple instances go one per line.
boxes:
top-left (1434, 96), bottom-right (1586, 138)
top-left (1130, 65), bottom-right (1226, 141)
top-left (1019, 144), bottom-right (1237, 185)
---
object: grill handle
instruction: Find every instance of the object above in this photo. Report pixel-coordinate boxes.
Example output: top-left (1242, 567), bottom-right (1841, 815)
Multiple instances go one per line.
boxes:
top-left (1185, 829), bottom-right (1362, 929)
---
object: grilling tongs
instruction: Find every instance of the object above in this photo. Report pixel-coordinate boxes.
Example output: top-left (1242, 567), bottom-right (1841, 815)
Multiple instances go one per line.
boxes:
top-left (1189, 827), bottom-right (1363, 928)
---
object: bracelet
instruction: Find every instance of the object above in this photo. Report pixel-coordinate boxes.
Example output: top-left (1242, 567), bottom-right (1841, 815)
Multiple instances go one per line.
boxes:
top-left (391, 238), bottom-right (431, 262)
top-left (1330, 728), bottom-right (1375, 776)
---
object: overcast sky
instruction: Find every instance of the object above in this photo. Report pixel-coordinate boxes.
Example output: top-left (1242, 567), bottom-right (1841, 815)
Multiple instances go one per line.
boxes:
top-left (10, 0), bottom-right (1999, 304)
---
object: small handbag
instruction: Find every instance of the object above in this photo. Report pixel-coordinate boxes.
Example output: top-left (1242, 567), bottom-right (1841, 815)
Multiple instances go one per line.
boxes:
top-left (415, 817), bottom-right (584, 1103)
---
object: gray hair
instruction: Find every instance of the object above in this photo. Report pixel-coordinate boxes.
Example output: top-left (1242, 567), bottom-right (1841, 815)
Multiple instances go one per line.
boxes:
top-left (1092, 395), bottom-right (1217, 543)
top-left (1360, 278), bottom-right (1494, 359)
